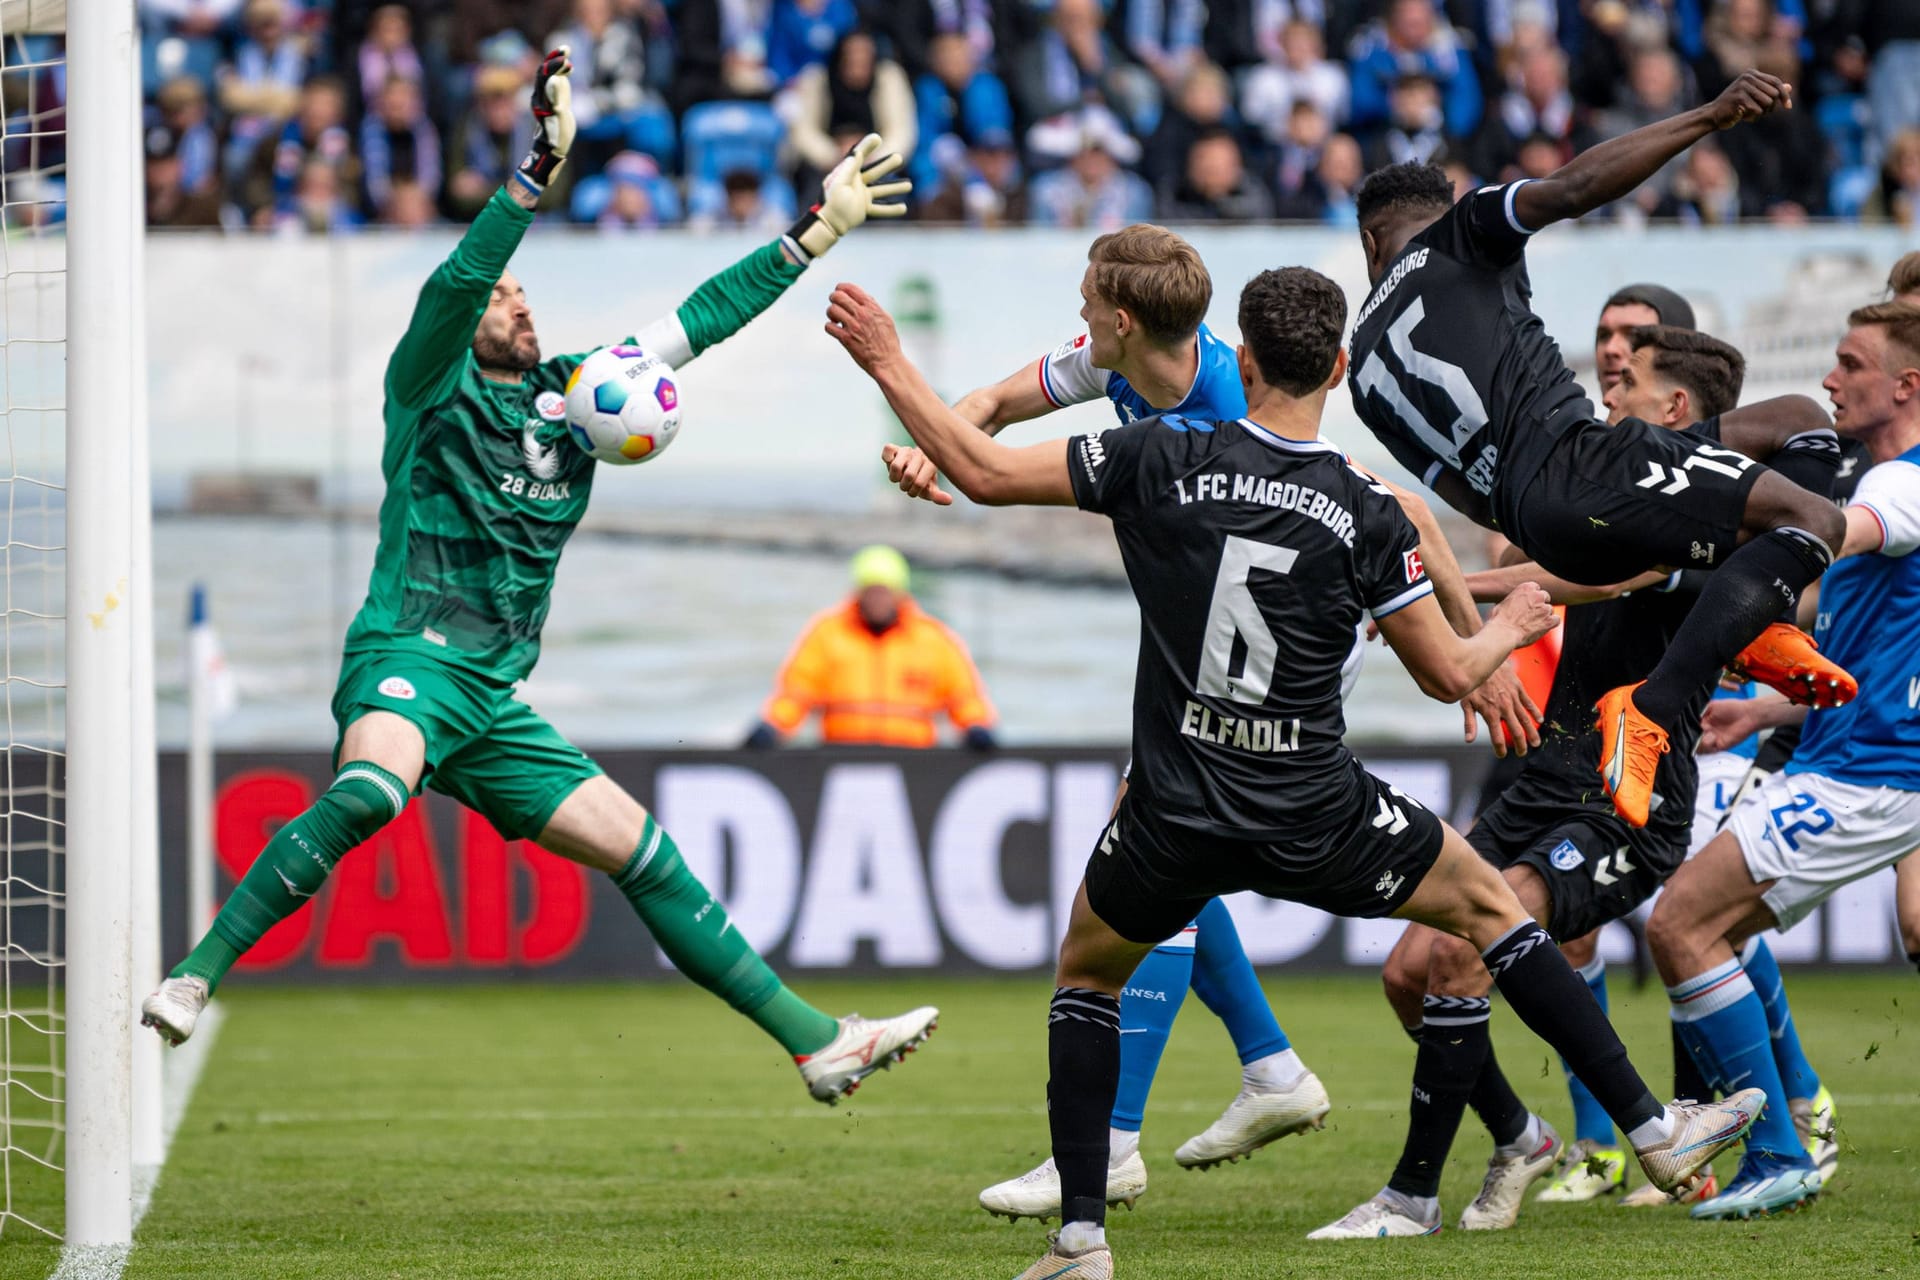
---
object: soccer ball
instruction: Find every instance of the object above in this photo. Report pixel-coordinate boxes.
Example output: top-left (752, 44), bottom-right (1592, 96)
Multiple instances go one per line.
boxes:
top-left (563, 345), bottom-right (683, 465)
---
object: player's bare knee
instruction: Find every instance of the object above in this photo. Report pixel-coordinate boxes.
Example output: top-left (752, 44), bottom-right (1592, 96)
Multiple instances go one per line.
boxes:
top-left (1559, 930), bottom-right (1599, 969)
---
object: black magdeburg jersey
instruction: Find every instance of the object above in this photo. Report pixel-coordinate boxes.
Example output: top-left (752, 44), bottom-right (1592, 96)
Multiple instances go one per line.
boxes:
top-left (1069, 415), bottom-right (1434, 840)
top-left (1348, 180), bottom-right (1594, 530)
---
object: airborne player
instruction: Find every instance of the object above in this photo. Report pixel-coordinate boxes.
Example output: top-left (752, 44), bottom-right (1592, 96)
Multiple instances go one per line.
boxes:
top-left (143, 51), bottom-right (938, 1111)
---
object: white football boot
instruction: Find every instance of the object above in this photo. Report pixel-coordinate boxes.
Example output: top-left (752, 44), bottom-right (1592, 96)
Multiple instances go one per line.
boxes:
top-left (1458, 1119), bottom-right (1562, 1230)
top-left (1534, 1139), bottom-right (1627, 1203)
top-left (1173, 1070), bottom-right (1331, 1169)
top-left (1632, 1090), bottom-right (1764, 1194)
top-left (140, 976), bottom-right (210, 1047)
top-left (1012, 1234), bottom-right (1113, 1280)
top-left (1791, 1086), bottom-right (1839, 1182)
top-left (1307, 1193), bottom-right (1441, 1240)
top-left (1620, 1167), bottom-right (1718, 1208)
top-left (980, 1151), bottom-right (1148, 1222)
top-left (795, 1006), bottom-right (937, 1104)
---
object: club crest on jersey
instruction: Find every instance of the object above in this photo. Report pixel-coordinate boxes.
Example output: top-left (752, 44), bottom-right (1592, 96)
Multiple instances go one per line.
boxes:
top-left (1549, 839), bottom-right (1583, 871)
top-left (521, 422), bottom-right (562, 481)
top-left (377, 676), bottom-right (417, 701)
top-left (535, 390), bottom-right (567, 421)
top-left (1403, 548), bottom-right (1424, 583)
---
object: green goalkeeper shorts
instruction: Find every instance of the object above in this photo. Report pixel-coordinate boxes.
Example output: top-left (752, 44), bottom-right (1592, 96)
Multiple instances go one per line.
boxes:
top-left (331, 650), bottom-right (603, 842)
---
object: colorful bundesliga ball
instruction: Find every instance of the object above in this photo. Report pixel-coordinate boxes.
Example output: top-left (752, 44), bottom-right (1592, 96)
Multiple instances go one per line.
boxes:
top-left (563, 345), bottom-right (683, 465)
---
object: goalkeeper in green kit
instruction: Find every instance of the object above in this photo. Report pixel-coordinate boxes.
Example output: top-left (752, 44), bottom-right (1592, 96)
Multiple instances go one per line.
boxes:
top-left (143, 49), bottom-right (937, 1105)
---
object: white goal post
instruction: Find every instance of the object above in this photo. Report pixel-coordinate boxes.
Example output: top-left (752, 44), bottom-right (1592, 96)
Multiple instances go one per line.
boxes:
top-left (59, 0), bottom-right (151, 1251)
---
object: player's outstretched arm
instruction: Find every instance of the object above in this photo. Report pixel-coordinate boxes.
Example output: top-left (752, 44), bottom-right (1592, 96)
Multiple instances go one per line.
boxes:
top-left (1377, 583), bottom-right (1558, 703)
top-left (1465, 560), bottom-right (1668, 605)
top-left (630, 133), bottom-right (911, 369)
top-left (1511, 69), bottom-right (1791, 231)
top-left (386, 48), bottom-right (572, 407)
top-left (827, 283), bottom-right (1076, 507)
top-left (885, 359), bottom-right (1061, 502)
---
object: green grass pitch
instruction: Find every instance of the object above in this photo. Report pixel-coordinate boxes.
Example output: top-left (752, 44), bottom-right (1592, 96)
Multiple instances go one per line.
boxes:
top-left (3, 971), bottom-right (1914, 1279)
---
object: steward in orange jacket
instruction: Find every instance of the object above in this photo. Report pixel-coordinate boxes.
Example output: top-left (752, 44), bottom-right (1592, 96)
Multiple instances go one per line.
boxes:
top-left (744, 546), bottom-right (998, 748)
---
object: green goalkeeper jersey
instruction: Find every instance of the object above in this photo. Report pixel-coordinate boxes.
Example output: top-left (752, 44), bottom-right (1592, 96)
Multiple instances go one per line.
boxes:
top-left (343, 187), bottom-right (805, 685)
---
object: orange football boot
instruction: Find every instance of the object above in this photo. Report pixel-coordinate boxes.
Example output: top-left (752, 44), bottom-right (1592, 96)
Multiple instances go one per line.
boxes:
top-left (1727, 621), bottom-right (1857, 708)
top-left (1595, 682), bottom-right (1670, 828)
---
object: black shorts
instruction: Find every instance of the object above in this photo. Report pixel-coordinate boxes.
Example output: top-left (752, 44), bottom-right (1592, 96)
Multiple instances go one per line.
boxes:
top-left (1084, 765), bottom-right (1445, 946)
top-left (1466, 797), bottom-right (1687, 942)
top-left (1504, 416), bottom-right (1767, 586)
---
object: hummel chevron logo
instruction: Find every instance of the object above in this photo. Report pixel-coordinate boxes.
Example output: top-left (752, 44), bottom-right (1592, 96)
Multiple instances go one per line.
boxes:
top-left (1372, 796), bottom-right (1408, 835)
top-left (1635, 461), bottom-right (1691, 495)
top-left (1592, 845), bottom-right (1638, 887)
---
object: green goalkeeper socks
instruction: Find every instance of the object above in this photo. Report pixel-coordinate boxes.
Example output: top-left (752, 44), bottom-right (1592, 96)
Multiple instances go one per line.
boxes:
top-left (171, 761), bottom-right (408, 993)
top-left (613, 815), bottom-right (838, 1056)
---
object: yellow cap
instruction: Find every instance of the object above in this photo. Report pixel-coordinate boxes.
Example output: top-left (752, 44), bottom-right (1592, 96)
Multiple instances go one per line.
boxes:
top-left (850, 544), bottom-right (910, 593)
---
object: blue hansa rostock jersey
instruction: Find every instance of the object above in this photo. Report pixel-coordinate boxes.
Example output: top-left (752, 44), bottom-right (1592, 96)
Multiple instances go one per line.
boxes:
top-left (1039, 323), bottom-right (1247, 424)
top-left (1790, 442), bottom-right (1920, 791)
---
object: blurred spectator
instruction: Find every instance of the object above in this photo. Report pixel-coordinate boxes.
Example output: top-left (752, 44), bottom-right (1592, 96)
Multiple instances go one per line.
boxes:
top-left (744, 546), bottom-right (997, 749)
top-left (1241, 18), bottom-right (1349, 145)
top-left (360, 76), bottom-right (440, 216)
top-left (594, 151), bottom-right (676, 229)
top-left (1512, 130), bottom-right (1565, 178)
top-left (219, 0), bottom-right (308, 180)
top-left (1140, 60), bottom-right (1235, 190)
top-left (142, 0), bottom-right (245, 39)
top-left (275, 155), bottom-right (363, 232)
top-left (1863, 127), bottom-right (1920, 227)
top-left (446, 0), bottom-right (571, 69)
top-left (447, 64), bottom-right (531, 218)
top-left (876, 0), bottom-right (997, 81)
top-left (697, 166), bottom-right (791, 230)
top-left (768, 0), bottom-right (858, 86)
top-left (145, 122), bottom-right (224, 227)
top-left (1126, 0), bottom-right (1208, 95)
top-left (1270, 98), bottom-right (1330, 202)
top-left (1475, 42), bottom-right (1594, 178)
top-left (1348, 0), bottom-right (1482, 140)
top-left (1570, 0), bottom-right (1688, 112)
top-left (1701, 0), bottom-right (1797, 97)
top-left (1162, 125), bottom-right (1275, 220)
top-left (356, 4), bottom-right (423, 106)
top-left (1654, 136), bottom-right (1754, 223)
top-left (152, 76), bottom-right (219, 196)
top-left (380, 178), bottom-right (441, 228)
top-left (1028, 107), bottom-right (1154, 228)
top-left (1279, 128), bottom-right (1361, 223)
top-left (787, 28), bottom-right (916, 187)
top-left (252, 74), bottom-right (353, 220)
top-left (673, 0), bottom-right (777, 110)
top-left (1716, 46), bottom-right (1829, 218)
top-left (912, 30), bottom-right (1014, 190)
top-left (918, 128), bottom-right (1027, 225)
top-left (547, 0), bottom-right (673, 163)
top-left (1360, 71), bottom-right (1452, 169)
top-left (1848, 0), bottom-right (1920, 159)
top-left (142, 0), bottom-right (245, 90)
top-left (1594, 46), bottom-right (1690, 213)
top-left (1005, 0), bottom-right (1151, 136)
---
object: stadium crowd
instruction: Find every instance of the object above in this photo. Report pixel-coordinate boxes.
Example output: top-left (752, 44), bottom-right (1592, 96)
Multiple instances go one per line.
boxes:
top-left (14, 0), bottom-right (1918, 230)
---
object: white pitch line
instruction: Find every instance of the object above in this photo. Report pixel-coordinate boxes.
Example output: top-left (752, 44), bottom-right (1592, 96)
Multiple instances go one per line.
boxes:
top-left (48, 1005), bottom-right (227, 1280)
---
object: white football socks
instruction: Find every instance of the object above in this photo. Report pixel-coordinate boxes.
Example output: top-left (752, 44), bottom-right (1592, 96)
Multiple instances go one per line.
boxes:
top-left (1108, 1127), bottom-right (1139, 1164)
top-left (1627, 1107), bottom-right (1676, 1149)
top-left (1243, 1047), bottom-right (1306, 1091)
top-left (1058, 1221), bottom-right (1106, 1254)
top-left (1494, 1112), bottom-right (1545, 1161)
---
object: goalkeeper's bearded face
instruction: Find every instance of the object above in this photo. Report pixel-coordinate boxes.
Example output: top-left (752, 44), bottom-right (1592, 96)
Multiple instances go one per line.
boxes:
top-left (473, 270), bottom-right (542, 373)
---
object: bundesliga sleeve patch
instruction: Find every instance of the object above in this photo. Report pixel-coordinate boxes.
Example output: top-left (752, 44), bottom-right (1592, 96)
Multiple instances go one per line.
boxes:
top-left (1403, 548), bottom-right (1425, 583)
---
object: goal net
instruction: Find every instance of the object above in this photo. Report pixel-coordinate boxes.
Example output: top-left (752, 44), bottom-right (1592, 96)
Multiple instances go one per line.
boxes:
top-left (0, 0), bottom-right (67, 1243)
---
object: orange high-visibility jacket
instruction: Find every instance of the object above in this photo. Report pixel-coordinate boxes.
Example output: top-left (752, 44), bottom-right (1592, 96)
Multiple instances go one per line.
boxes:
top-left (761, 597), bottom-right (997, 747)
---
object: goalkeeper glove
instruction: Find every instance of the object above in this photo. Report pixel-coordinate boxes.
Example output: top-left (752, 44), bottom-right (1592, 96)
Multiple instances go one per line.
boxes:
top-left (782, 132), bottom-right (911, 263)
top-left (515, 47), bottom-right (576, 195)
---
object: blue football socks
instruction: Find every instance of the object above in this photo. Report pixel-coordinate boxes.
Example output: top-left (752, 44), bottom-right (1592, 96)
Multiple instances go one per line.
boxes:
top-left (1189, 897), bottom-right (1289, 1064)
top-left (1111, 931), bottom-right (1194, 1131)
top-left (1739, 937), bottom-right (1822, 1098)
top-left (1668, 958), bottom-right (1812, 1168)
